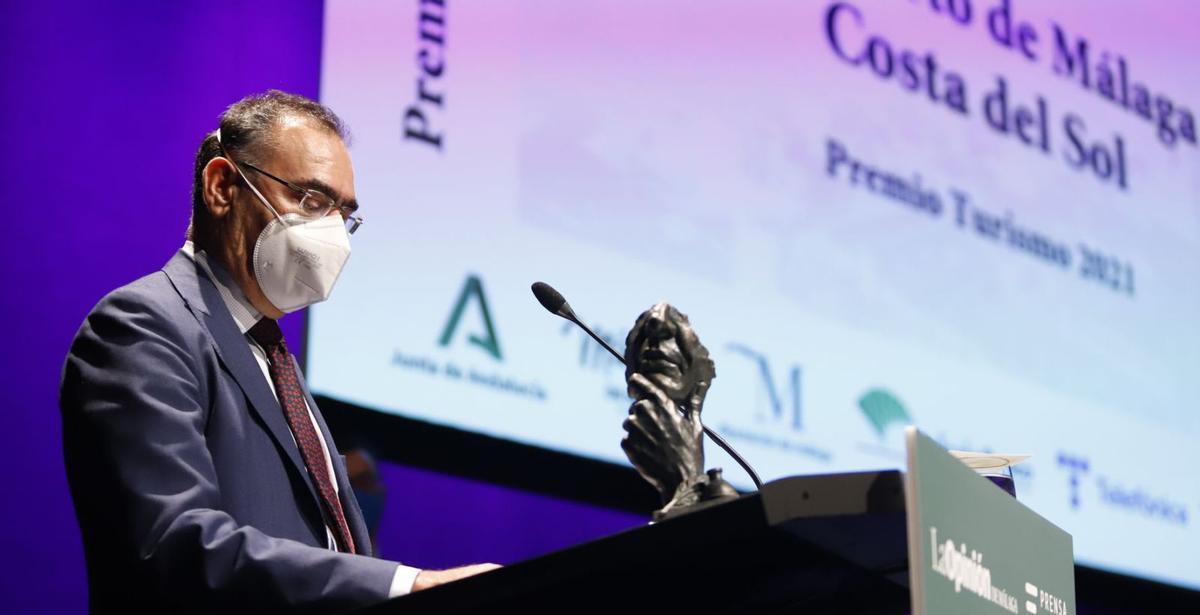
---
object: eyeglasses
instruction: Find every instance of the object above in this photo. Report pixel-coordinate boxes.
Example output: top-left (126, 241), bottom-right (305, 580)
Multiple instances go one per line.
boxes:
top-left (236, 160), bottom-right (364, 235)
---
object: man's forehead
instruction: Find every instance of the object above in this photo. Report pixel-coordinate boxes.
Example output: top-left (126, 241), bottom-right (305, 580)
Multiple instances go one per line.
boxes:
top-left (277, 114), bottom-right (312, 131)
top-left (266, 119), bottom-right (355, 195)
top-left (270, 119), bottom-right (345, 160)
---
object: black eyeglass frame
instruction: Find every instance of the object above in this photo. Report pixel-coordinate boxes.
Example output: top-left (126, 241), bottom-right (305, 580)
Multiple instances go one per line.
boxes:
top-left (232, 158), bottom-right (364, 235)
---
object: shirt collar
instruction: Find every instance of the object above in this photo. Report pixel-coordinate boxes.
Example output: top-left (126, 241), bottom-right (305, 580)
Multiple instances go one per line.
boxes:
top-left (182, 241), bottom-right (263, 334)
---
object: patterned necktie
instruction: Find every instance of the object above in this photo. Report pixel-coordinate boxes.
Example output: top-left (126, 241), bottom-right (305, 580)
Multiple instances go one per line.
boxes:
top-left (248, 318), bottom-right (356, 554)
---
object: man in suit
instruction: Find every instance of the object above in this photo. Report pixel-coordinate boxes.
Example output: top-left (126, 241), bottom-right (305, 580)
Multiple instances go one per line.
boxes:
top-left (60, 90), bottom-right (496, 613)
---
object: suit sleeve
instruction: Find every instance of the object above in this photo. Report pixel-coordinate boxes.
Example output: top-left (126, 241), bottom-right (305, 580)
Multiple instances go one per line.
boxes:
top-left (60, 287), bottom-right (399, 613)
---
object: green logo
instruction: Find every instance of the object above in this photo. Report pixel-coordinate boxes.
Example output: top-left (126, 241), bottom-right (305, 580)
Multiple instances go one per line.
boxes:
top-left (438, 274), bottom-right (503, 361)
top-left (858, 388), bottom-right (911, 438)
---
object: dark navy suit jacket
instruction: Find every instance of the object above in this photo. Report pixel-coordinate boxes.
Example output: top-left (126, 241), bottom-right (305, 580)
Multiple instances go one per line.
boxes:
top-left (60, 251), bottom-right (397, 613)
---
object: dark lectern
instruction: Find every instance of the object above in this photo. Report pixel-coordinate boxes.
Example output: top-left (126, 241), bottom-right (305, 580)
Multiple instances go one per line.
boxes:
top-left (358, 471), bottom-right (911, 614)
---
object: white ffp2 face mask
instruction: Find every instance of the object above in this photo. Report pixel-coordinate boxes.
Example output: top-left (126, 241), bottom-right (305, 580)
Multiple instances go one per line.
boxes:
top-left (252, 213), bottom-right (351, 313)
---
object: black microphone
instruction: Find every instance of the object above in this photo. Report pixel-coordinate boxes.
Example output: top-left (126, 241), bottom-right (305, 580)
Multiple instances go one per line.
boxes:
top-left (532, 282), bottom-right (626, 365)
top-left (530, 281), bottom-right (764, 490)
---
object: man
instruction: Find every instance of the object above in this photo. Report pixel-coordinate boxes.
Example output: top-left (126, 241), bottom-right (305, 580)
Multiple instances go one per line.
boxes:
top-left (60, 90), bottom-right (496, 613)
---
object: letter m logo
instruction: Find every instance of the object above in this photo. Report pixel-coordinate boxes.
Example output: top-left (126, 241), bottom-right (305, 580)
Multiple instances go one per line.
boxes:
top-left (438, 274), bottom-right (502, 361)
top-left (727, 344), bottom-right (803, 431)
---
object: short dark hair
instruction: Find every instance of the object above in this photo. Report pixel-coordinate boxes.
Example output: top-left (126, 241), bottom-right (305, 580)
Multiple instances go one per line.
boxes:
top-left (188, 90), bottom-right (349, 237)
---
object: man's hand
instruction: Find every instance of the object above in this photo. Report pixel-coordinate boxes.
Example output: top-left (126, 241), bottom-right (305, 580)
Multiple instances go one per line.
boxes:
top-left (412, 563), bottom-right (501, 592)
top-left (621, 372), bottom-right (705, 503)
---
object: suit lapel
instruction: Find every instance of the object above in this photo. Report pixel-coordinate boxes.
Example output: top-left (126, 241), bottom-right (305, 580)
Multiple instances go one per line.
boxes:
top-left (162, 252), bottom-right (323, 515)
top-left (296, 361), bottom-right (374, 557)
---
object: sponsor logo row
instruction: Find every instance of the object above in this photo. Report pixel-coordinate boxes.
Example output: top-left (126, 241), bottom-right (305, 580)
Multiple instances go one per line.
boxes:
top-left (427, 274), bottom-right (1190, 527)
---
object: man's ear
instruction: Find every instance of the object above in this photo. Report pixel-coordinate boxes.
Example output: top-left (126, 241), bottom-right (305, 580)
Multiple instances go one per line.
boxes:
top-left (201, 156), bottom-right (238, 220)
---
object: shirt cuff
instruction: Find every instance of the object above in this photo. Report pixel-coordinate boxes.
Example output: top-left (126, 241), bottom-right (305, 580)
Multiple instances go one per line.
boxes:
top-left (388, 564), bottom-right (423, 598)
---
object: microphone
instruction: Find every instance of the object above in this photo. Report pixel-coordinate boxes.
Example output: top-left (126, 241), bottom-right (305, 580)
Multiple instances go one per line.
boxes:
top-left (532, 282), bottom-right (626, 365)
top-left (530, 281), bottom-right (764, 490)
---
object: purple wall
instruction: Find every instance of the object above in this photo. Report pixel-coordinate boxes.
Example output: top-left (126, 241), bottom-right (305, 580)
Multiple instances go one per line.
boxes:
top-left (0, 2), bottom-right (641, 610)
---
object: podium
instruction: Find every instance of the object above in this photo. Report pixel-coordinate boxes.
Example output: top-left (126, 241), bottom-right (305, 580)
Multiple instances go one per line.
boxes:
top-left (360, 470), bottom-right (911, 614)
top-left (359, 429), bottom-right (1075, 614)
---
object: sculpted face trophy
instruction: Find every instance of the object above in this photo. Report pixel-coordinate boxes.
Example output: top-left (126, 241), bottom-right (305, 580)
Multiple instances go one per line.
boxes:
top-left (621, 302), bottom-right (737, 519)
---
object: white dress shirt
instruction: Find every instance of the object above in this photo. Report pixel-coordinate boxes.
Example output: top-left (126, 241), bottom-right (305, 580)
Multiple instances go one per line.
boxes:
top-left (183, 242), bottom-right (420, 598)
